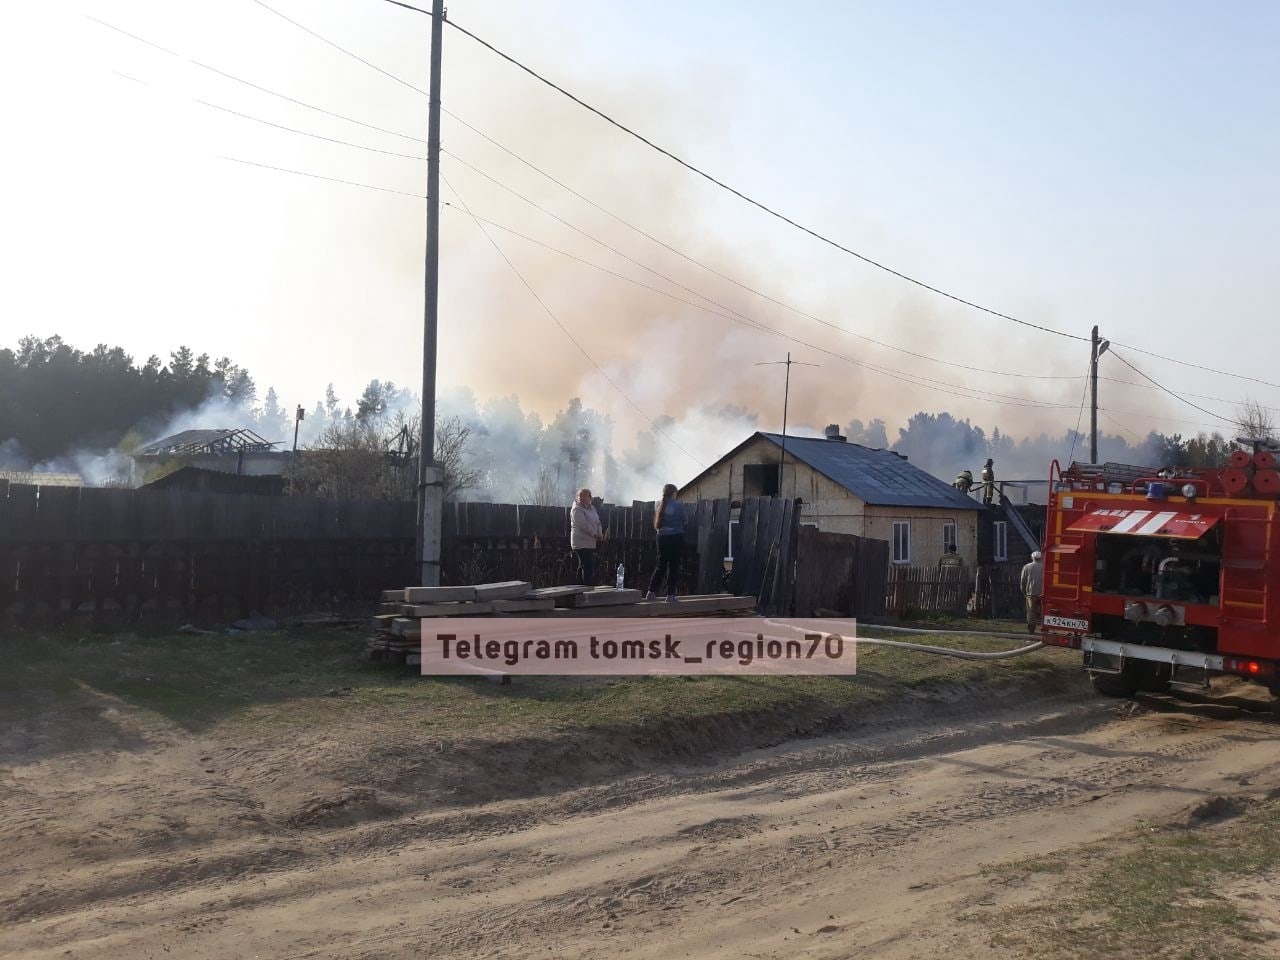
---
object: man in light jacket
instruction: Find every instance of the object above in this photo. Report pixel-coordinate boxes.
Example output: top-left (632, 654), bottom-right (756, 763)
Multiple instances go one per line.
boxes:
top-left (1020, 550), bottom-right (1044, 634)
top-left (569, 488), bottom-right (605, 585)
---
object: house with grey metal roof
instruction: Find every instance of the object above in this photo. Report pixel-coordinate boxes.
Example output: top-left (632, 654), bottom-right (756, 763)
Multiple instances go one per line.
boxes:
top-left (678, 426), bottom-right (982, 568)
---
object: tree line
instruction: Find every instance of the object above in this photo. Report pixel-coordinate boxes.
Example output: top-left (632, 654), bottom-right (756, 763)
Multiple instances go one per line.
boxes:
top-left (1, 336), bottom-right (1271, 502)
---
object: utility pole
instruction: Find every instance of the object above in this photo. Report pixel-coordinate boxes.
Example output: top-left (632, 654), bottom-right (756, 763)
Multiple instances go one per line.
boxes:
top-left (755, 353), bottom-right (819, 498)
top-left (415, 0), bottom-right (445, 587)
top-left (1089, 325), bottom-right (1110, 464)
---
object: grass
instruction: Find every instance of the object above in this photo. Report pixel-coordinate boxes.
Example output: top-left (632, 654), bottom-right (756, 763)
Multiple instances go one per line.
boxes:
top-left (894, 612), bottom-right (1030, 634)
top-left (986, 798), bottom-right (1280, 959)
top-left (0, 623), bottom-right (1073, 741)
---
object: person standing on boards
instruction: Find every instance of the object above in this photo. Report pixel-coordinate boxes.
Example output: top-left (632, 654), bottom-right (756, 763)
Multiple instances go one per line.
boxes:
top-left (569, 488), bottom-right (605, 585)
top-left (645, 484), bottom-right (687, 602)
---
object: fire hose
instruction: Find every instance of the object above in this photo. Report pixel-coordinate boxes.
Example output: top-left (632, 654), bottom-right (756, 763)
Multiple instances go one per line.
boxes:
top-left (763, 619), bottom-right (1045, 661)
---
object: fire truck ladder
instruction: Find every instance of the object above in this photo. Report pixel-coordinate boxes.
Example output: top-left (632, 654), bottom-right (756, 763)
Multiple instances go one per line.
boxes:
top-left (1045, 461), bottom-right (1086, 600)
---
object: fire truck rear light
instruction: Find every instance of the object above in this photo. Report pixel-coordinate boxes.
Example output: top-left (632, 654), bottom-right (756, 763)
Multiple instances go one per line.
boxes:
top-left (1223, 658), bottom-right (1275, 680)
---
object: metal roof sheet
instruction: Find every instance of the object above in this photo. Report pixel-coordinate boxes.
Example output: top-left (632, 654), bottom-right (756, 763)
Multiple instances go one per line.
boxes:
top-left (760, 433), bottom-right (981, 511)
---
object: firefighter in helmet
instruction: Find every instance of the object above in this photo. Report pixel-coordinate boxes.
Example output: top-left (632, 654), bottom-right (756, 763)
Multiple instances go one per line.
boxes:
top-left (939, 543), bottom-right (964, 573)
top-left (954, 469), bottom-right (974, 494)
top-left (981, 459), bottom-right (996, 505)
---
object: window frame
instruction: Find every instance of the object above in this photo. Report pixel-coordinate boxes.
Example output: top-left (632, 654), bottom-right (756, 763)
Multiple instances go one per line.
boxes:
top-left (993, 520), bottom-right (1009, 562)
top-left (892, 520), bottom-right (911, 564)
top-left (942, 521), bottom-right (957, 553)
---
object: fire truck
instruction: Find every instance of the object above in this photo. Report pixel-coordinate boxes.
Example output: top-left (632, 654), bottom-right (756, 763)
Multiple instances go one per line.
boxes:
top-left (1039, 444), bottom-right (1279, 702)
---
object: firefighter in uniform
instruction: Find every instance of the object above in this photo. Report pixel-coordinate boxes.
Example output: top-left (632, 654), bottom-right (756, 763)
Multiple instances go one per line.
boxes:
top-left (954, 469), bottom-right (974, 494)
top-left (939, 544), bottom-right (964, 573)
top-left (981, 459), bottom-right (996, 505)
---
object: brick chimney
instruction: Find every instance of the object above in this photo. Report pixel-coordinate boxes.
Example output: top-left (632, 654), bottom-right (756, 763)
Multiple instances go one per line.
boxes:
top-left (824, 424), bottom-right (846, 442)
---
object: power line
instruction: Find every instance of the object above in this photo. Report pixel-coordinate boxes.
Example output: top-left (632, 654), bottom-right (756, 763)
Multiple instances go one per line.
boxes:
top-left (218, 147), bottom-right (1062, 417)
top-left (1097, 375), bottom-right (1280, 413)
top-left (1066, 361), bottom-right (1090, 464)
top-left (446, 147), bottom-right (1078, 404)
top-left (105, 75), bottom-right (1241, 428)
top-left (439, 191), bottom-right (1078, 411)
top-left (249, 0), bottom-right (428, 98)
top-left (221, 155), bottom-right (429, 198)
top-left (102, 9), bottom-right (1079, 384)
top-left (439, 173), bottom-right (706, 469)
top-left (1098, 407), bottom-right (1224, 432)
top-left (87, 15), bottom-right (427, 144)
top-left (184, 135), bottom-right (1140, 416)
top-left (248, 2), bottom-right (1094, 378)
top-left (442, 148), bottom-right (759, 324)
top-left (1109, 339), bottom-right (1280, 391)
top-left (95, 9), bottom-right (1280, 401)
top-left (418, 10), bottom-right (1088, 342)
top-left (199, 100), bottom-right (425, 159)
top-left (1106, 349), bottom-right (1237, 426)
top-left (112, 67), bottom-right (428, 163)
top-left (443, 141), bottom-right (1085, 382)
top-left (1098, 409), bottom-right (1146, 445)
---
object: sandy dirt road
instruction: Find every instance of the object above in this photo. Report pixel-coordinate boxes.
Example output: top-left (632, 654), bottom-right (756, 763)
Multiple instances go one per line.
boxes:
top-left (3, 679), bottom-right (1278, 959)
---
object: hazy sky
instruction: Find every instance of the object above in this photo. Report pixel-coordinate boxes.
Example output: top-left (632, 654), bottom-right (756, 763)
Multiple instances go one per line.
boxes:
top-left (4, 1), bottom-right (1278, 475)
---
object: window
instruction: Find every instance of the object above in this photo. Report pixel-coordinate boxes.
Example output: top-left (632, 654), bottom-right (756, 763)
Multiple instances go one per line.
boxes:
top-left (942, 522), bottom-right (957, 552)
top-left (994, 521), bottom-right (1008, 561)
top-left (892, 521), bottom-right (911, 564)
top-left (742, 463), bottom-right (780, 497)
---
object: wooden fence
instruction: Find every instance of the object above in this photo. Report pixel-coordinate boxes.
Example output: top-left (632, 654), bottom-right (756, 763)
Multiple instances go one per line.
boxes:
top-left (0, 484), bottom-right (806, 620)
top-left (885, 562), bottom-right (1026, 619)
top-left (10, 477), bottom-right (1043, 624)
top-left (792, 529), bottom-right (888, 618)
top-left (0, 480), bottom-right (416, 620)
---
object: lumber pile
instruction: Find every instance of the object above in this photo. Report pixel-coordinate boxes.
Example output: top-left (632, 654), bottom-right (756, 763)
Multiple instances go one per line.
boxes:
top-left (367, 581), bottom-right (757, 663)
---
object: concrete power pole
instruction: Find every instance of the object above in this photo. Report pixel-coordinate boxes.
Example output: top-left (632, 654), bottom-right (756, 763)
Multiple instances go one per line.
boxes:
top-left (1089, 325), bottom-right (1110, 464)
top-left (415, 0), bottom-right (445, 587)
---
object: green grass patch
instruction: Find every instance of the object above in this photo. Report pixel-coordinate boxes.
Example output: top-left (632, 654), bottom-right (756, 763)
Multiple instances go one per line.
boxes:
top-left (987, 799), bottom-right (1280, 959)
top-left (0, 625), bottom-right (1073, 738)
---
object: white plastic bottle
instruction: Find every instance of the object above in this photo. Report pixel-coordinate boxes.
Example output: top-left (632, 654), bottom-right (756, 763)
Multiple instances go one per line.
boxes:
top-left (615, 562), bottom-right (625, 590)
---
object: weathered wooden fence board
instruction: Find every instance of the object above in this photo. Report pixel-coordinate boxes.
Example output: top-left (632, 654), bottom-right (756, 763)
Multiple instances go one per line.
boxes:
top-left (0, 484), bottom-right (417, 620)
top-left (791, 528), bottom-right (889, 618)
top-left (883, 561), bottom-right (1024, 618)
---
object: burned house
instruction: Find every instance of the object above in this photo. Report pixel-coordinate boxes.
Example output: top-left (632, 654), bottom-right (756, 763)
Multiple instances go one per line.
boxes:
top-left (132, 428), bottom-right (289, 481)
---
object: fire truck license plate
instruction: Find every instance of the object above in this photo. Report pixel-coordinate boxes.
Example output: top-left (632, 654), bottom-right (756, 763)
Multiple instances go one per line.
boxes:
top-left (1043, 615), bottom-right (1089, 631)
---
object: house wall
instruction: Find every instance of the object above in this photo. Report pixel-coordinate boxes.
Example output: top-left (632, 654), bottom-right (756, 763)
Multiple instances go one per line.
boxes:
top-left (864, 505), bottom-right (979, 568)
top-left (977, 504), bottom-right (1045, 566)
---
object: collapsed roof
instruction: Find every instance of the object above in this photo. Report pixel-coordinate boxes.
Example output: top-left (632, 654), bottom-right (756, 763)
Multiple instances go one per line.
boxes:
top-left (134, 428), bottom-right (277, 458)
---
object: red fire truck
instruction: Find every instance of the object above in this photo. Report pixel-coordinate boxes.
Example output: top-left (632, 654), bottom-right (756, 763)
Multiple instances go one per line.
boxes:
top-left (1039, 445), bottom-right (1279, 702)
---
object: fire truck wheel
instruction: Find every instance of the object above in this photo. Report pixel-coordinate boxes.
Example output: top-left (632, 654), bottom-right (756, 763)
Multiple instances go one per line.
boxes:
top-left (1090, 670), bottom-right (1140, 698)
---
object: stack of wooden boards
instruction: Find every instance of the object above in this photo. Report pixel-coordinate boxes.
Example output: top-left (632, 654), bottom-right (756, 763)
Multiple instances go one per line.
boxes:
top-left (366, 581), bottom-right (758, 663)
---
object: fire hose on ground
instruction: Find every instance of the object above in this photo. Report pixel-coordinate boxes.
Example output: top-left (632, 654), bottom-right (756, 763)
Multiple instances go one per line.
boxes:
top-left (764, 619), bottom-right (1046, 661)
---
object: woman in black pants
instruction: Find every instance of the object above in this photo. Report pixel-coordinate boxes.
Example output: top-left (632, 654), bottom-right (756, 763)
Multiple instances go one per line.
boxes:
top-left (645, 484), bottom-right (687, 601)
